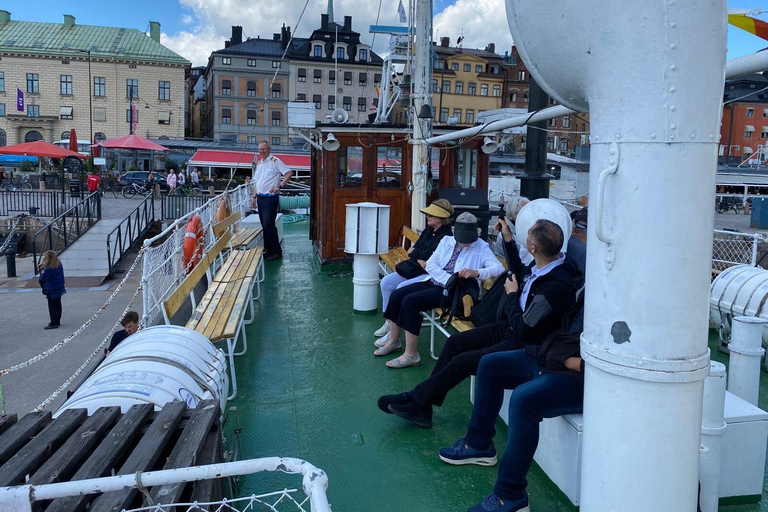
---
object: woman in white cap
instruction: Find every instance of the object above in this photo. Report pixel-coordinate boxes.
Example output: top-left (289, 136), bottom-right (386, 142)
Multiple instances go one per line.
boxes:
top-left (376, 212), bottom-right (504, 368)
top-left (374, 199), bottom-right (454, 346)
top-left (494, 196), bottom-right (532, 266)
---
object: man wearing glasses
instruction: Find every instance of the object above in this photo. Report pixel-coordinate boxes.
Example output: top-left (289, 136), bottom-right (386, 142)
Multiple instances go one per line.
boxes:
top-left (251, 142), bottom-right (293, 260)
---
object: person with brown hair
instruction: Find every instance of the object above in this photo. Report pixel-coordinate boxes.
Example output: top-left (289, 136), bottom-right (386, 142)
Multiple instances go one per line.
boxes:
top-left (105, 311), bottom-right (140, 355)
top-left (38, 250), bottom-right (66, 330)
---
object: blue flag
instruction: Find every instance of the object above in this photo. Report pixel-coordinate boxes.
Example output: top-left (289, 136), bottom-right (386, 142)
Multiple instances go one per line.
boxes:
top-left (16, 88), bottom-right (23, 111)
top-left (397, 0), bottom-right (407, 23)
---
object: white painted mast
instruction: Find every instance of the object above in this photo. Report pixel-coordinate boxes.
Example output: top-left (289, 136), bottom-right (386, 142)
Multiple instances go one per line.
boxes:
top-left (504, 0), bottom-right (725, 510)
top-left (409, 0), bottom-right (431, 231)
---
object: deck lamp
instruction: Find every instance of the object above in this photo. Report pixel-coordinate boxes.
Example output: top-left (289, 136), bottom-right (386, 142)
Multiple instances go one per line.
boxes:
top-left (322, 133), bottom-right (340, 152)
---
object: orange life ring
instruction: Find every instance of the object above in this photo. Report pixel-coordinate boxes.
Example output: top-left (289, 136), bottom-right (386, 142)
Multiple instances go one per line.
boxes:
top-left (216, 196), bottom-right (231, 222)
top-left (183, 215), bottom-right (204, 274)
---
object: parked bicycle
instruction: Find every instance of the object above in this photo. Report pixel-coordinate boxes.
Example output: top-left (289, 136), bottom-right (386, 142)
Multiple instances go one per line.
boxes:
top-left (97, 173), bottom-right (119, 198)
top-left (0, 173), bottom-right (33, 192)
top-left (715, 197), bottom-right (744, 214)
top-left (121, 182), bottom-right (153, 198)
top-left (174, 183), bottom-right (201, 196)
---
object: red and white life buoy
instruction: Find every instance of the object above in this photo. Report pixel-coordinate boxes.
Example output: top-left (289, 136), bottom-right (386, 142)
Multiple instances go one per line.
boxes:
top-left (183, 215), bottom-right (204, 274)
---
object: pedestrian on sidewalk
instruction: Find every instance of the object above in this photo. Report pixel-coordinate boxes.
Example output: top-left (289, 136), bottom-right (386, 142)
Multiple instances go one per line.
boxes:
top-left (38, 250), bottom-right (66, 330)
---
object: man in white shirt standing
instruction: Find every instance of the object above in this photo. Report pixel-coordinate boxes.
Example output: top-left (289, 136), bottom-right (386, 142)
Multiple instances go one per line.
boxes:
top-left (251, 142), bottom-right (293, 260)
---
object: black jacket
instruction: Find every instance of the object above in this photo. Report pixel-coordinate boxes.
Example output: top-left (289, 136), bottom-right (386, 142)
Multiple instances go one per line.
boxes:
top-left (501, 238), bottom-right (582, 346)
top-left (410, 224), bottom-right (452, 262)
top-left (525, 290), bottom-right (585, 384)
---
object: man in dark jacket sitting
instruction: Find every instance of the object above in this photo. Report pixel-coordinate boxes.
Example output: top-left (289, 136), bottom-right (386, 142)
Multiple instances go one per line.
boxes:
top-left (378, 218), bottom-right (582, 428)
top-left (438, 292), bottom-right (585, 512)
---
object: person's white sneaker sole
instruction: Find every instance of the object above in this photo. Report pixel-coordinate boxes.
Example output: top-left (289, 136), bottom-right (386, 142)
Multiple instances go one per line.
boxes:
top-left (438, 454), bottom-right (498, 466)
top-left (374, 322), bottom-right (390, 337)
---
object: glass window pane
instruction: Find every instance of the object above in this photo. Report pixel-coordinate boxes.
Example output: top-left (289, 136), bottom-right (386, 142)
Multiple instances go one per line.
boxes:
top-left (452, 148), bottom-right (478, 188)
top-left (337, 146), bottom-right (363, 188)
top-left (377, 146), bottom-right (402, 188)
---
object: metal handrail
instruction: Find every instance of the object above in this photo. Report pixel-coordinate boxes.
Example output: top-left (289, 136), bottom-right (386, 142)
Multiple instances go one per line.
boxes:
top-left (106, 194), bottom-right (156, 275)
top-left (31, 192), bottom-right (101, 273)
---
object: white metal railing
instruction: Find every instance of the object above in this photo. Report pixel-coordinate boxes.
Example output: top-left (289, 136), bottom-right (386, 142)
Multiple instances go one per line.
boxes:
top-left (141, 185), bottom-right (250, 326)
top-left (0, 457), bottom-right (330, 512)
top-left (712, 229), bottom-right (764, 274)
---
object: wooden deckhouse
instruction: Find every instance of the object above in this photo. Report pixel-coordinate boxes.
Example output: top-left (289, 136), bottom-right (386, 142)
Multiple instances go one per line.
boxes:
top-left (310, 125), bottom-right (490, 262)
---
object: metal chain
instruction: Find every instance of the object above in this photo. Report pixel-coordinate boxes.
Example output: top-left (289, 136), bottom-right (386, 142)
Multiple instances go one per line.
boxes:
top-left (0, 245), bottom-right (145, 378)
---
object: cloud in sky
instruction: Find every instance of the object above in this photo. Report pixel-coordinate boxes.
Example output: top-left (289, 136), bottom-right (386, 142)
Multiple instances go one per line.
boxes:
top-left (434, 0), bottom-right (513, 54)
top-left (161, 0), bottom-right (517, 66)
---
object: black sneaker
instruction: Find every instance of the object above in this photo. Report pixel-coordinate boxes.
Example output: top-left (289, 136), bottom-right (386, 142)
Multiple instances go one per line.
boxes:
top-left (438, 437), bottom-right (497, 466)
top-left (377, 393), bottom-right (411, 414)
top-left (389, 401), bottom-right (433, 428)
top-left (265, 252), bottom-right (283, 261)
top-left (44, 325), bottom-right (59, 330)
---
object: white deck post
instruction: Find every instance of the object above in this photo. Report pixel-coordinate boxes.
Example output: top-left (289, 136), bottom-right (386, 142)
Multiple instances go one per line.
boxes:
top-left (700, 361), bottom-right (727, 512)
top-left (504, 0), bottom-right (726, 510)
top-left (728, 316), bottom-right (766, 406)
top-left (409, 0), bottom-right (431, 232)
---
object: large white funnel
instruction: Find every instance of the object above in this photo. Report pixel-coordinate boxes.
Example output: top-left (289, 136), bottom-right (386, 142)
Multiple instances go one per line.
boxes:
top-left (505, 1), bottom-right (726, 510)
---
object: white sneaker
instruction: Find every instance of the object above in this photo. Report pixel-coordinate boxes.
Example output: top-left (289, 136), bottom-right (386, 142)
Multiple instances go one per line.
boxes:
top-left (374, 321), bottom-right (390, 337)
top-left (374, 332), bottom-right (391, 348)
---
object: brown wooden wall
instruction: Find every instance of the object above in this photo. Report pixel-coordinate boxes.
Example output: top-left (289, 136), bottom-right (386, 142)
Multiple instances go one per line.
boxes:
top-left (310, 132), bottom-right (490, 262)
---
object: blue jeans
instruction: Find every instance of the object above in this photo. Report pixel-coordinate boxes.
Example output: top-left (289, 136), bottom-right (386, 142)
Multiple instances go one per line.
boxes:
top-left (465, 350), bottom-right (584, 501)
top-left (256, 194), bottom-right (281, 255)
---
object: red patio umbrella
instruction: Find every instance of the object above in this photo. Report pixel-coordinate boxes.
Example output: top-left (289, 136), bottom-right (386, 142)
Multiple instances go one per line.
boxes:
top-left (69, 129), bottom-right (78, 154)
top-left (0, 140), bottom-right (86, 159)
top-left (98, 135), bottom-right (170, 151)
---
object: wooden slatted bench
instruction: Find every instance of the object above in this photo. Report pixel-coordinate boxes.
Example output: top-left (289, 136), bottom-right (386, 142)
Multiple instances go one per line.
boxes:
top-left (162, 231), bottom-right (232, 325)
top-left (230, 226), bottom-right (263, 250)
top-left (213, 211), bottom-right (266, 287)
top-left (379, 226), bottom-right (419, 275)
top-left (378, 225), bottom-right (508, 359)
top-left (184, 247), bottom-right (264, 401)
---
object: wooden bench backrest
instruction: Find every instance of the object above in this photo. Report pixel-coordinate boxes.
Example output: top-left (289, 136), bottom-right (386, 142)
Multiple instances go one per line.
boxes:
top-left (212, 212), bottom-right (242, 239)
top-left (402, 226), bottom-right (419, 245)
top-left (163, 230), bottom-right (232, 320)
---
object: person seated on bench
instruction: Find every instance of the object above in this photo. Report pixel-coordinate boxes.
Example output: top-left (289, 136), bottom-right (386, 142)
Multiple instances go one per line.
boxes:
top-left (493, 196), bottom-right (531, 266)
top-left (567, 207), bottom-right (588, 276)
top-left (105, 311), bottom-right (140, 356)
top-left (378, 219), bottom-right (581, 426)
top-left (374, 213), bottom-right (504, 368)
top-left (437, 291), bottom-right (585, 512)
top-left (374, 199), bottom-right (455, 344)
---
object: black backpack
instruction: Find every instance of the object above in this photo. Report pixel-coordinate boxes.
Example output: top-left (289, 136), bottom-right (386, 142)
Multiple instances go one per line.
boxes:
top-left (469, 272), bottom-right (509, 327)
top-left (439, 273), bottom-right (480, 326)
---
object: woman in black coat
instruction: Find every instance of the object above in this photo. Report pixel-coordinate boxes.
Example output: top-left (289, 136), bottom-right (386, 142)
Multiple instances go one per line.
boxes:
top-left (38, 250), bottom-right (66, 329)
top-left (373, 199), bottom-right (454, 343)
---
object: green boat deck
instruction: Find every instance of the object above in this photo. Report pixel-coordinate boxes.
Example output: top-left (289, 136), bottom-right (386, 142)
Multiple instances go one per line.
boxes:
top-left (226, 221), bottom-right (768, 511)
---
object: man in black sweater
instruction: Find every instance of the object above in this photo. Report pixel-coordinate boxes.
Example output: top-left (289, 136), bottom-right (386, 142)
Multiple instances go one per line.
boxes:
top-left (378, 218), bottom-right (582, 428)
top-left (438, 293), bottom-right (585, 512)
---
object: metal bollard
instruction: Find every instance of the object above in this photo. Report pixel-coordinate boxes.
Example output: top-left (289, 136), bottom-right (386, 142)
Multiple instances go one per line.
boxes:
top-left (5, 248), bottom-right (16, 278)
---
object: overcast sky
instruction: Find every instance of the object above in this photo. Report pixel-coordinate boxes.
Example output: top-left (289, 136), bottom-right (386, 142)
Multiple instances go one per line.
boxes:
top-left (7, 0), bottom-right (768, 67)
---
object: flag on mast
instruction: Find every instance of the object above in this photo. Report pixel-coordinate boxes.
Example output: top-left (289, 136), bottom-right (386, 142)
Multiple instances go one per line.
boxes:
top-left (397, 0), bottom-right (407, 23)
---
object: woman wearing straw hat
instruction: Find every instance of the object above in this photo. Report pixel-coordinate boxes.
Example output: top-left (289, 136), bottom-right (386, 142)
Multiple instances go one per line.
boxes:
top-left (374, 199), bottom-right (455, 346)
